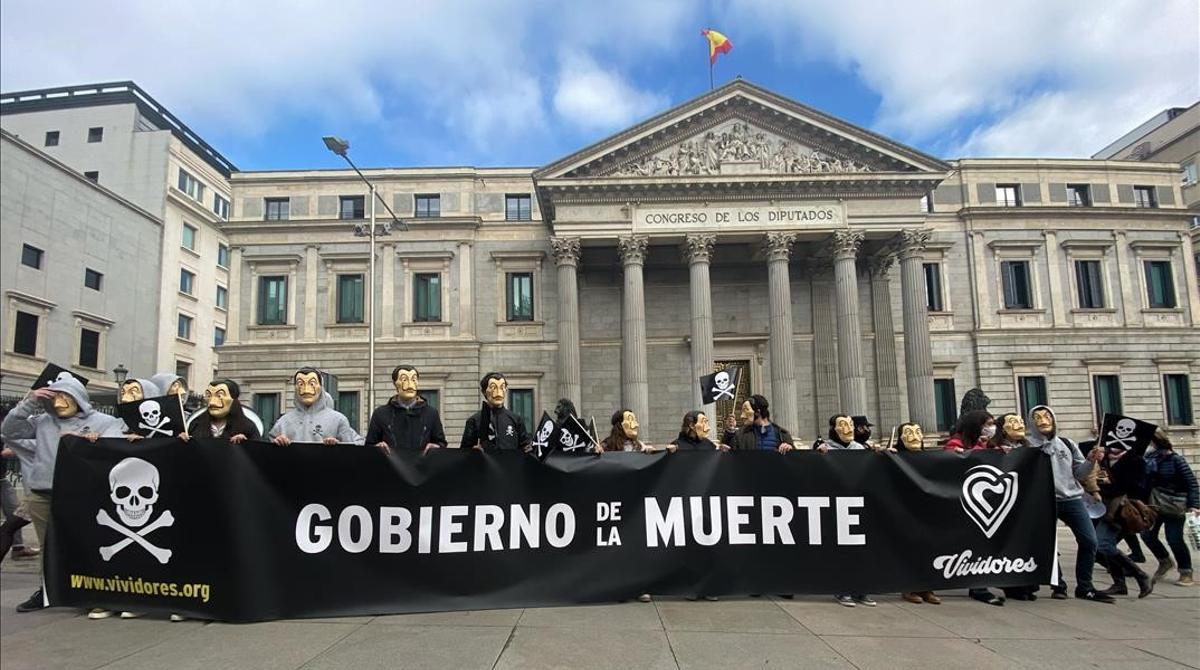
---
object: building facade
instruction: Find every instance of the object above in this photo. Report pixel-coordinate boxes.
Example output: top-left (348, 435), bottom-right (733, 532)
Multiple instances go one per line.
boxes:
top-left (0, 83), bottom-right (236, 389)
top-left (216, 81), bottom-right (1199, 452)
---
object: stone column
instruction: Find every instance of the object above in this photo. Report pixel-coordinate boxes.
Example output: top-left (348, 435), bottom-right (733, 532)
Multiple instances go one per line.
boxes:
top-left (380, 243), bottom-right (395, 339)
top-left (808, 258), bottom-right (839, 427)
top-left (869, 253), bottom-right (902, 431)
top-left (227, 246), bottom-right (243, 343)
top-left (897, 228), bottom-right (936, 428)
top-left (551, 237), bottom-right (582, 408)
top-left (832, 229), bottom-right (867, 414)
top-left (683, 234), bottom-right (717, 412)
top-left (457, 241), bottom-right (474, 337)
top-left (764, 232), bottom-right (799, 434)
top-left (618, 236), bottom-right (650, 424)
top-left (303, 244), bottom-right (319, 342)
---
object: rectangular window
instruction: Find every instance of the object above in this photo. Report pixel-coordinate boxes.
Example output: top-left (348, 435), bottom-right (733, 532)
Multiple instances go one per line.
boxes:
top-left (182, 223), bottom-right (197, 250)
top-left (258, 276), bottom-right (288, 325)
top-left (923, 263), bottom-right (944, 311)
top-left (509, 389), bottom-right (534, 432)
top-left (84, 268), bottom-right (103, 291)
top-left (13, 311), bottom-right (38, 356)
top-left (336, 274), bottom-right (365, 324)
top-left (44, 130), bottom-right (59, 146)
top-left (83, 171), bottom-right (99, 183)
top-left (1092, 375), bottom-right (1123, 426)
top-left (337, 391), bottom-right (360, 432)
top-left (1144, 261), bottom-right (1177, 308)
top-left (87, 127), bottom-right (103, 143)
top-left (177, 313), bottom-right (193, 340)
top-left (506, 272), bottom-right (534, 321)
top-left (1001, 260), bottom-right (1033, 309)
top-left (254, 393), bottom-right (281, 430)
top-left (934, 379), bottom-right (957, 432)
top-left (1163, 374), bottom-right (1194, 426)
top-left (217, 243), bottom-right (231, 268)
top-left (1132, 186), bottom-right (1156, 208)
top-left (1183, 162), bottom-right (1198, 185)
top-left (1017, 376), bottom-right (1048, 418)
top-left (264, 198), bottom-right (290, 221)
top-left (213, 194), bottom-right (230, 220)
top-left (339, 196), bottom-right (365, 220)
top-left (177, 169), bottom-right (205, 201)
top-left (179, 269), bottom-right (195, 295)
top-left (505, 194), bottom-right (532, 221)
top-left (78, 328), bottom-right (100, 369)
top-left (995, 184), bottom-right (1021, 207)
top-left (414, 194), bottom-right (440, 218)
top-left (175, 360), bottom-right (191, 387)
top-left (1074, 260), bottom-right (1105, 308)
top-left (413, 273), bottom-right (441, 322)
top-left (216, 285), bottom-right (229, 310)
top-left (21, 244), bottom-right (43, 269)
top-left (422, 389), bottom-right (440, 411)
top-left (1066, 184), bottom-right (1091, 207)
top-left (214, 326), bottom-right (226, 347)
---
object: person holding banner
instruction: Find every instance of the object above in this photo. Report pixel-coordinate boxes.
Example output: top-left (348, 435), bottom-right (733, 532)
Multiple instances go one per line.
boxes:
top-left (181, 379), bottom-right (261, 444)
top-left (116, 378), bottom-right (162, 442)
top-left (721, 399), bottom-right (754, 448)
top-left (729, 395), bottom-right (794, 453)
top-left (599, 409), bottom-right (670, 453)
top-left (271, 368), bottom-right (364, 446)
top-left (2, 377), bottom-right (124, 613)
top-left (943, 410), bottom-right (995, 453)
top-left (670, 411), bottom-right (719, 450)
top-left (365, 365), bottom-right (445, 454)
top-left (1141, 430), bottom-right (1198, 587)
top-left (891, 423), bottom-right (943, 605)
top-left (461, 372), bottom-right (530, 451)
top-left (816, 415), bottom-right (865, 452)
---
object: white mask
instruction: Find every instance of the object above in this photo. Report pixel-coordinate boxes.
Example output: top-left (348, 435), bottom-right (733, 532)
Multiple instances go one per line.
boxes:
top-left (981, 425), bottom-right (997, 439)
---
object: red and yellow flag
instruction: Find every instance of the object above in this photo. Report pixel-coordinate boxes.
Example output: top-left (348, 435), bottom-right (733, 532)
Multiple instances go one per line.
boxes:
top-left (701, 29), bottom-right (732, 65)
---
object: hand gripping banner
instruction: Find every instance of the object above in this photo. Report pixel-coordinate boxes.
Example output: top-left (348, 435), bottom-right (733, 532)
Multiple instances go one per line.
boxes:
top-left (45, 437), bottom-right (1055, 622)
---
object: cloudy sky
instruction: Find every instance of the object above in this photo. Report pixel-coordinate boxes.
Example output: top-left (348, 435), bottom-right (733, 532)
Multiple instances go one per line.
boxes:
top-left (2, 0), bottom-right (1196, 171)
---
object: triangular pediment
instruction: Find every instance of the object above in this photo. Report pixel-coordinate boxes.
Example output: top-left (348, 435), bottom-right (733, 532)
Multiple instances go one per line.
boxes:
top-left (537, 79), bottom-right (950, 180)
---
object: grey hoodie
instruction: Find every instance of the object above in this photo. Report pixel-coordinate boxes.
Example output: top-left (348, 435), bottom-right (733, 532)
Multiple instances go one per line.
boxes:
top-left (269, 390), bottom-right (363, 444)
top-left (1026, 404), bottom-right (1091, 501)
top-left (149, 373), bottom-right (184, 396)
top-left (1, 378), bottom-right (124, 491)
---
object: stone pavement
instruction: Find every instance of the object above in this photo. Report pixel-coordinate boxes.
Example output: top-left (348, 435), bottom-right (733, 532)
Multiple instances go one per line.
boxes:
top-left (1, 525), bottom-right (1197, 670)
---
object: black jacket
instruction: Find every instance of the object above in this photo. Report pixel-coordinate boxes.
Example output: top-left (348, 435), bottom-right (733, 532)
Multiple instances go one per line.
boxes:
top-left (461, 405), bottom-right (529, 451)
top-left (190, 406), bottom-right (261, 441)
top-left (364, 397), bottom-right (446, 450)
top-left (732, 422), bottom-right (794, 450)
top-left (671, 433), bottom-right (718, 450)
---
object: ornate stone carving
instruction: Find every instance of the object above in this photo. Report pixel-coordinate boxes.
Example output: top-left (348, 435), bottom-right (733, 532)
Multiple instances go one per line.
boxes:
top-left (682, 234), bottom-right (717, 264)
top-left (868, 252), bottom-right (895, 278)
top-left (617, 235), bottom-right (650, 265)
top-left (611, 120), bottom-right (872, 177)
top-left (894, 228), bottom-right (933, 259)
top-left (550, 236), bottom-right (581, 267)
top-left (762, 232), bottom-right (797, 263)
top-left (830, 229), bottom-right (865, 260)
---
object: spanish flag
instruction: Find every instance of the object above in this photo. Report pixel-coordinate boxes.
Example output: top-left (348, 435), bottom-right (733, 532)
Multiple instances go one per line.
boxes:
top-left (702, 29), bottom-right (732, 65)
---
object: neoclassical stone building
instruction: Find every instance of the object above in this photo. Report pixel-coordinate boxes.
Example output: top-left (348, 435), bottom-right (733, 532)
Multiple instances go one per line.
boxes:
top-left (218, 81), bottom-right (1199, 451)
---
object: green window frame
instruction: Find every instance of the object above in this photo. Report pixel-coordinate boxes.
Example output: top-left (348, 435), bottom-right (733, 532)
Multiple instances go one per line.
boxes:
top-left (508, 388), bottom-right (534, 432)
top-left (337, 391), bottom-right (361, 432)
top-left (1092, 375), bottom-right (1123, 426)
top-left (923, 263), bottom-right (943, 311)
top-left (933, 378), bottom-right (957, 432)
top-left (336, 274), bottom-right (364, 324)
top-left (1163, 374), bottom-right (1193, 426)
top-left (1074, 260), bottom-right (1104, 309)
top-left (258, 276), bottom-right (288, 325)
top-left (1017, 376), bottom-right (1047, 418)
top-left (254, 393), bottom-right (281, 430)
top-left (506, 272), bottom-right (534, 321)
top-left (1144, 261), bottom-right (1176, 308)
top-left (1001, 260), bottom-right (1033, 309)
top-left (413, 273), bottom-right (441, 322)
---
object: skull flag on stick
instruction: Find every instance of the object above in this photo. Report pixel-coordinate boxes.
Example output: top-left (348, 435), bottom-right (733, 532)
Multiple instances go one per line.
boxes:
top-left (118, 394), bottom-right (187, 438)
top-left (556, 415), bottom-right (595, 453)
top-left (31, 362), bottom-right (89, 390)
top-left (700, 368), bottom-right (739, 404)
top-left (532, 411), bottom-right (557, 461)
top-left (1097, 413), bottom-right (1156, 456)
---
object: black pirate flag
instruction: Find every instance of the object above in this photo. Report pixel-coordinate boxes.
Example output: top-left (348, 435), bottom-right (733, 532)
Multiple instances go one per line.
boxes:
top-left (1097, 413), bottom-right (1156, 457)
top-left (32, 363), bottom-right (89, 390)
top-left (556, 415), bottom-right (594, 453)
top-left (117, 394), bottom-right (187, 438)
top-left (700, 368), bottom-right (739, 404)
top-left (531, 411), bottom-right (558, 461)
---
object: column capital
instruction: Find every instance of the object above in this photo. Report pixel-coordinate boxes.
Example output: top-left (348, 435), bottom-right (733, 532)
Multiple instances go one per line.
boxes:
top-left (617, 235), bottom-right (650, 266)
top-left (868, 252), bottom-right (895, 278)
top-left (830, 229), bottom-right (865, 260)
top-left (893, 227), bottom-right (933, 260)
top-left (550, 236), bottom-right (582, 267)
top-left (682, 233), bottom-right (717, 264)
top-left (762, 232), bottom-right (797, 262)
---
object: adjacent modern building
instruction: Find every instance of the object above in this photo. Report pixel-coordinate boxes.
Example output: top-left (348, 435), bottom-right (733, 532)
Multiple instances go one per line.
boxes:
top-left (0, 83), bottom-right (236, 390)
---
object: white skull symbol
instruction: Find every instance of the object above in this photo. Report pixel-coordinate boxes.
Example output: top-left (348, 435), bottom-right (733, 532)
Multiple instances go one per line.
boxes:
top-left (1114, 419), bottom-right (1136, 440)
top-left (714, 371), bottom-right (732, 390)
top-left (109, 457), bottom-right (160, 528)
top-left (536, 421), bottom-right (553, 443)
top-left (139, 401), bottom-right (162, 427)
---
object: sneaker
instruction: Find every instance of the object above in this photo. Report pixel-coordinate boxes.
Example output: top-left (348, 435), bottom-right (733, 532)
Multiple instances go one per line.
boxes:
top-left (1076, 589), bottom-right (1116, 604)
top-left (1176, 572), bottom-right (1194, 587)
top-left (16, 588), bottom-right (45, 613)
top-left (835, 595), bottom-right (856, 607)
top-left (10, 547), bottom-right (40, 560)
top-left (1153, 557), bottom-right (1175, 581)
top-left (119, 611), bottom-right (143, 619)
top-left (169, 614), bottom-right (186, 622)
top-left (87, 608), bottom-right (114, 619)
top-left (637, 593), bottom-right (652, 603)
top-left (853, 595), bottom-right (877, 607)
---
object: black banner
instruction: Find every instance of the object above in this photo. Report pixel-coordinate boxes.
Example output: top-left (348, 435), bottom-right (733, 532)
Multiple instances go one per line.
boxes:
top-left (46, 438), bottom-right (1055, 622)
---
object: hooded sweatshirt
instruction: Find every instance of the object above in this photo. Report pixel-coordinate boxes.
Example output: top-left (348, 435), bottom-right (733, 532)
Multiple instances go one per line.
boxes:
top-left (270, 390), bottom-right (363, 444)
top-left (1026, 405), bottom-right (1092, 502)
top-left (1, 378), bottom-right (124, 491)
top-left (149, 373), bottom-right (183, 396)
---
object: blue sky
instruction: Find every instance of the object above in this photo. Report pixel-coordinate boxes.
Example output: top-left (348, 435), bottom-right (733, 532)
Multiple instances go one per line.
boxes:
top-left (2, 0), bottom-right (1196, 172)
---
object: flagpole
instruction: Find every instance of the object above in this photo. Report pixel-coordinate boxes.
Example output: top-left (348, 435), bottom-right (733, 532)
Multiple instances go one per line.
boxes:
top-left (709, 60), bottom-right (714, 91)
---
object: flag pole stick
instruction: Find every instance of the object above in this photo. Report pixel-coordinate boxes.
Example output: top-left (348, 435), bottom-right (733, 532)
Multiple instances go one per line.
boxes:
top-left (709, 60), bottom-right (714, 91)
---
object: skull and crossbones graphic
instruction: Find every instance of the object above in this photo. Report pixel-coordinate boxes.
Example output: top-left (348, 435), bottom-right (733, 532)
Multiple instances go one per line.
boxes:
top-left (532, 420), bottom-right (554, 457)
top-left (137, 400), bottom-right (172, 437)
top-left (97, 458), bottom-right (173, 564)
top-left (558, 427), bottom-right (588, 452)
top-left (711, 370), bottom-right (735, 401)
top-left (1106, 418), bottom-right (1138, 451)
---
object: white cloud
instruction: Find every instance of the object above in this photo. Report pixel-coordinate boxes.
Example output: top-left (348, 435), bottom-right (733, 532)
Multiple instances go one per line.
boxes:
top-left (552, 52), bottom-right (669, 132)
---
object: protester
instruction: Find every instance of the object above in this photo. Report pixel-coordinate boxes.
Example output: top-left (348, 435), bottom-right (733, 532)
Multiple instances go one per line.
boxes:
top-left (729, 395), bottom-right (794, 453)
top-left (270, 368), bottom-right (363, 446)
top-left (1026, 405), bottom-right (1113, 602)
top-left (816, 415), bottom-right (865, 452)
top-left (943, 410), bottom-right (995, 453)
top-left (461, 372), bottom-right (530, 451)
top-left (0, 442), bottom-right (37, 562)
top-left (1, 378), bottom-right (124, 613)
top-left (181, 380), bottom-right (260, 443)
top-left (671, 411), bottom-right (719, 450)
top-left (852, 415), bottom-right (880, 450)
top-left (891, 422), bottom-right (941, 604)
top-left (722, 399), bottom-right (754, 447)
top-left (554, 398), bottom-right (578, 426)
top-left (987, 413), bottom-right (1030, 453)
top-left (151, 372), bottom-right (196, 412)
top-left (365, 365), bottom-right (446, 454)
top-left (116, 378), bottom-right (163, 442)
top-left (599, 409), bottom-right (670, 453)
top-left (1096, 433), bottom-right (1154, 598)
top-left (1141, 430), bottom-right (1199, 587)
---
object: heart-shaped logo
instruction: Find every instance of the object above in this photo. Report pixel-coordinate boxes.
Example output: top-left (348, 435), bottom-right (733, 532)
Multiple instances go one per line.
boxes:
top-left (960, 464), bottom-right (1019, 538)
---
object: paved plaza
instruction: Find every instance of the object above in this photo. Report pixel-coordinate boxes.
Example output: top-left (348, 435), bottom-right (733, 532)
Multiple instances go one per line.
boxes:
top-left (1, 525), bottom-right (1197, 670)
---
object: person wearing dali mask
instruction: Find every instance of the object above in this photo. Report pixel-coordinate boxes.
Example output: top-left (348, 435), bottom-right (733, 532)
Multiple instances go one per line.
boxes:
top-left (671, 411), bottom-right (720, 451)
top-left (987, 413), bottom-right (1032, 453)
top-left (461, 372), bottom-right (530, 451)
top-left (181, 379), bottom-right (260, 443)
top-left (598, 409), bottom-right (671, 453)
top-left (815, 415), bottom-right (865, 452)
top-left (270, 367), bottom-right (363, 447)
top-left (365, 364), bottom-right (445, 454)
top-left (892, 422), bottom-right (943, 606)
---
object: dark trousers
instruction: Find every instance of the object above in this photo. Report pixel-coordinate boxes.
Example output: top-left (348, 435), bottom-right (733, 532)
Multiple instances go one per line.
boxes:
top-left (1055, 498), bottom-right (1097, 593)
top-left (1141, 516), bottom-right (1193, 572)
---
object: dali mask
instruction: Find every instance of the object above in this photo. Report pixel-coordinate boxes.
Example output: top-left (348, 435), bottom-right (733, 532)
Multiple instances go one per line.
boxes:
top-left (901, 423), bottom-right (924, 450)
top-left (205, 383), bottom-right (234, 420)
top-left (738, 400), bottom-right (754, 426)
top-left (621, 411), bottom-right (640, 440)
top-left (484, 377), bottom-right (508, 408)
top-left (1003, 415), bottom-right (1026, 442)
top-left (295, 371), bottom-right (321, 407)
top-left (394, 368), bottom-right (419, 402)
top-left (693, 413), bottom-right (711, 440)
top-left (120, 381), bottom-right (145, 403)
top-left (52, 391), bottom-right (79, 418)
top-left (834, 416), bottom-right (854, 443)
top-left (1032, 408), bottom-right (1055, 436)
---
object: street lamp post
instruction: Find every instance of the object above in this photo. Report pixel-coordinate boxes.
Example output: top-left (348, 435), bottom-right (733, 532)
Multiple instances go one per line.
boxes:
top-left (112, 363), bottom-right (129, 385)
top-left (322, 137), bottom-right (405, 414)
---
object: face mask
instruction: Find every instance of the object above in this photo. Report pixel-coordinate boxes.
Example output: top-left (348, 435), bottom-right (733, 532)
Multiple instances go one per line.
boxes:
top-left (981, 425), bottom-right (997, 440)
